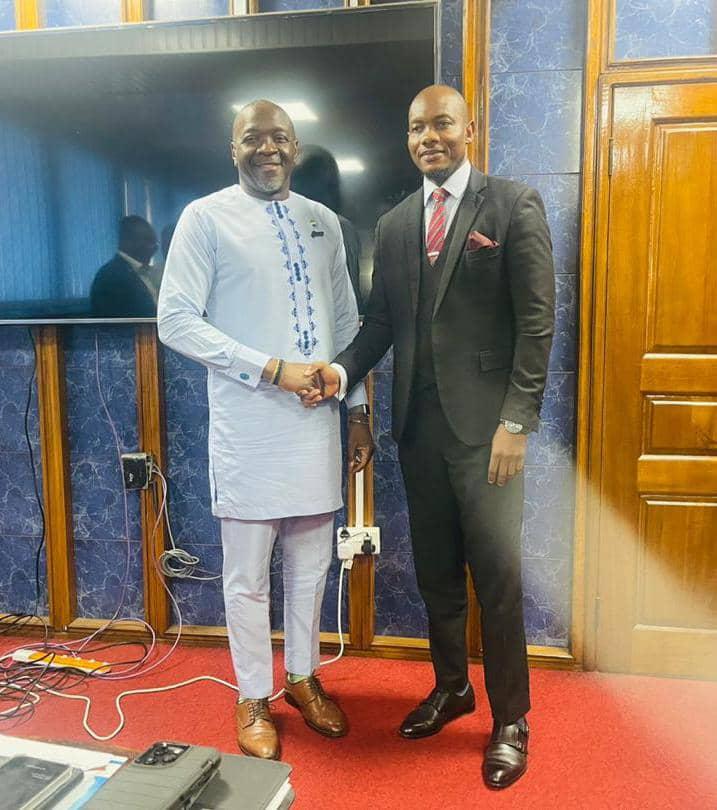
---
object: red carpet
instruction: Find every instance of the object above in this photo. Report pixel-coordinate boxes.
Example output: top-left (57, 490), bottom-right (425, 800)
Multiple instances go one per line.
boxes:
top-left (1, 636), bottom-right (716, 808)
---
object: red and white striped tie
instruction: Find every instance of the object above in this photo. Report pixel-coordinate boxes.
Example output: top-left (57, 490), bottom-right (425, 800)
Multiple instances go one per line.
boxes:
top-left (426, 187), bottom-right (449, 266)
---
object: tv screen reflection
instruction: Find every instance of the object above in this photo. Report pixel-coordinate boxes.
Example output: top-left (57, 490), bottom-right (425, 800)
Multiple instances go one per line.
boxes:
top-left (0, 10), bottom-right (434, 322)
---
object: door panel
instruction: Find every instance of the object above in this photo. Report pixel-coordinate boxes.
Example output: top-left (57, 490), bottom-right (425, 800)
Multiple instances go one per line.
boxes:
top-left (647, 399), bottom-right (717, 453)
top-left (598, 80), bottom-right (717, 678)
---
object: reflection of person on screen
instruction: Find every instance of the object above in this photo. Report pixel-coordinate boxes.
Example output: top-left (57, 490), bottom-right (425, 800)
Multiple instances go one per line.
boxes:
top-left (161, 223), bottom-right (176, 263)
top-left (90, 215), bottom-right (161, 317)
top-left (291, 145), bottom-right (363, 311)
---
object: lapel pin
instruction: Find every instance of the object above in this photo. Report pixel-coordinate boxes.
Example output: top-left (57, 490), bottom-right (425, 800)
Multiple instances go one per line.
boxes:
top-left (309, 219), bottom-right (324, 238)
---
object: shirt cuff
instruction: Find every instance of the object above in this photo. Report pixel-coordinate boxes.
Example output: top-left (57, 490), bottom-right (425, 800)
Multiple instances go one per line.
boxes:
top-left (229, 344), bottom-right (272, 389)
top-left (331, 362), bottom-right (348, 401)
top-left (346, 381), bottom-right (368, 409)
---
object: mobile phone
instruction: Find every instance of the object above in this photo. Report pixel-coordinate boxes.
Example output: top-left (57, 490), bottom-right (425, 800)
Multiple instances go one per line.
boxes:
top-left (0, 755), bottom-right (83, 810)
top-left (84, 742), bottom-right (221, 810)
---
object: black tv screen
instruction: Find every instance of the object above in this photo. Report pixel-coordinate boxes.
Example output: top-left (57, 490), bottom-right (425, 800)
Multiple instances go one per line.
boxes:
top-left (0, 4), bottom-right (435, 323)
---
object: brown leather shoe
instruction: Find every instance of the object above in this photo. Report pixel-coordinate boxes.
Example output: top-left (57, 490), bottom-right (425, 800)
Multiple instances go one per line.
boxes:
top-left (235, 698), bottom-right (280, 760)
top-left (284, 675), bottom-right (348, 738)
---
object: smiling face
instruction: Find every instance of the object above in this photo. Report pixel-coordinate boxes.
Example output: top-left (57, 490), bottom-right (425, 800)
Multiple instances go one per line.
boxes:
top-left (407, 85), bottom-right (475, 186)
top-left (231, 101), bottom-right (299, 200)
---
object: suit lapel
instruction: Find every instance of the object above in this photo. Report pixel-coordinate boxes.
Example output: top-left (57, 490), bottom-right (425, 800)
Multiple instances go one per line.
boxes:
top-left (402, 189), bottom-right (424, 316)
top-left (433, 168), bottom-right (487, 317)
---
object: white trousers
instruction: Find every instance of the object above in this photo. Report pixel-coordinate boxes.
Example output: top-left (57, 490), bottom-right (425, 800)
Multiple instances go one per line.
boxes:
top-left (221, 513), bottom-right (334, 699)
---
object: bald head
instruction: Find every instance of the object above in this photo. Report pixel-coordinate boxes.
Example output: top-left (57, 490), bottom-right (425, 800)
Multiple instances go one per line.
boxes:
top-left (408, 85), bottom-right (470, 124)
top-left (232, 99), bottom-right (296, 141)
top-left (407, 84), bottom-right (474, 184)
top-left (231, 99), bottom-right (299, 201)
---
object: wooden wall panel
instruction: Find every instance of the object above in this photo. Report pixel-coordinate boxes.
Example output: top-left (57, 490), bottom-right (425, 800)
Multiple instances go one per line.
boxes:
top-left (638, 455), bottom-right (717, 496)
top-left (135, 326), bottom-right (170, 633)
top-left (35, 327), bottom-right (75, 630)
top-left (631, 625), bottom-right (717, 679)
top-left (14, 0), bottom-right (40, 29)
top-left (641, 355), bottom-right (717, 395)
top-left (647, 399), bottom-right (717, 454)
top-left (121, 0), bottom-right (144, 23)
top-left (649, 125), bottom-right (717, 352)
top-left (347, 373), bottom-right (376, 650)
top-left (640, 501), bottom-right (717, 629)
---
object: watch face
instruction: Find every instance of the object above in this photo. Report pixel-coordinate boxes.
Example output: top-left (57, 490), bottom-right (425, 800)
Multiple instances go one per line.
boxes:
top-left (503, 420), bottom-right (523, 434)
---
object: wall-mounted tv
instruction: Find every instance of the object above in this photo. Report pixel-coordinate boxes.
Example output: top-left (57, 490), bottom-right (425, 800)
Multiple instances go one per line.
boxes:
top-left (0, 4), bottom-right (436, 323)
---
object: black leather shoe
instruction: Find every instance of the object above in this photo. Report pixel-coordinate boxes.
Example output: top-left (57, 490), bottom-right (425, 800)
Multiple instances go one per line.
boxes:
top-left (399, 685), bottom-right (475, 739)
top-left (482, 717), bottom-right (529, 789)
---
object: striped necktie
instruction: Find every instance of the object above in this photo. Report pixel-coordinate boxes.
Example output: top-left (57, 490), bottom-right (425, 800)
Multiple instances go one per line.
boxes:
top-left (426, 187), bottom-right (449, 266)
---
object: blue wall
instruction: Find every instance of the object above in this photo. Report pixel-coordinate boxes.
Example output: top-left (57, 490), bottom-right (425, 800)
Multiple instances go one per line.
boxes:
top-left (0, 329), bottom-right (46, 617)
top-left (488, 0), bottom-right (586, 645)
top-left (615, 0), bottom-right (716, 60)
top-left (0, 0), bottom-right (14, 30)
top-left (0, 0), bottom-right (596, 648)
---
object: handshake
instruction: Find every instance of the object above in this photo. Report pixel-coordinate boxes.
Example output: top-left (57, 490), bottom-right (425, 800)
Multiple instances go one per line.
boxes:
top-left (262, 358), bottom-right (341, 406)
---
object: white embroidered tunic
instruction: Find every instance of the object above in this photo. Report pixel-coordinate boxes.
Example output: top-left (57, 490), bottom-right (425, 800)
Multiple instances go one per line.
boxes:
top-left (157, 185), bottom-right (366, 520)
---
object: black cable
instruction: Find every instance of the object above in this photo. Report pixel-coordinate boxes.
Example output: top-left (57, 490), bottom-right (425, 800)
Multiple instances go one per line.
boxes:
top-left (0, 648), bottom-right (152, 725)
top-left (25, 328), bottom-right (46, 616)
top-left (0, 613), bottom-right (33, 635)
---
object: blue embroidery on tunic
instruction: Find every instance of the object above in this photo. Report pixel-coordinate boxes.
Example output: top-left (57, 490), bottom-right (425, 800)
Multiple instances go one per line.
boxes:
top-left (266, 201), bottom-right (319, 357)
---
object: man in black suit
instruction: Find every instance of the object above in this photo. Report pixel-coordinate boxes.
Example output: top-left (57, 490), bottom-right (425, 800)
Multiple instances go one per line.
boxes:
top-left (90, 215), bottom-right (160, 317)
top-left (303, 85), bottom-right (554, 788)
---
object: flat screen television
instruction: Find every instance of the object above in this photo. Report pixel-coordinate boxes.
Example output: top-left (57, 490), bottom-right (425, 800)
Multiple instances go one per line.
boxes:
top-left (0, 3), bottom-right (436, 323)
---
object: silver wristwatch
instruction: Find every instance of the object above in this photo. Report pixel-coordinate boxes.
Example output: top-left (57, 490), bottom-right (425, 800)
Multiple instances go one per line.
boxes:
top-left (500, 419), bottom-right (524, 434)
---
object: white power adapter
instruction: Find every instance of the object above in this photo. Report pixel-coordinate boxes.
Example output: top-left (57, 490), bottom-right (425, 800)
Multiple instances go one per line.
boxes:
top-left (336, 526), bottom-right (381, 562)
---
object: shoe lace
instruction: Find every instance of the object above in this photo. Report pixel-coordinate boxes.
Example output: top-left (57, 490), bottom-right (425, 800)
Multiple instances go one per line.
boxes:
top-left (248, 699), bottom-right (271, 722)
top-left (306, 675), bottom-right (328, 699)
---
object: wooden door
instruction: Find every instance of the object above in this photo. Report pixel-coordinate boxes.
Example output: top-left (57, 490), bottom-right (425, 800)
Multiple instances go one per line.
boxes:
top-left (597, 79), bottom-right (717, 678)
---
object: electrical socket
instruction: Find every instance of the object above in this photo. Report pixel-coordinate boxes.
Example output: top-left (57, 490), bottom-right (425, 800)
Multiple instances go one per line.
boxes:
top-left (121, 452), bottom-right (153, 490)
top-left (336, 526), bottom-right (381, 561)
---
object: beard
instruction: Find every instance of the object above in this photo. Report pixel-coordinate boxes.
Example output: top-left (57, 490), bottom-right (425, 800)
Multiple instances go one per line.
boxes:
top-left (423, 167), bottom-right (453, 186)
top-left (254, 173), bottom-right (285, 194)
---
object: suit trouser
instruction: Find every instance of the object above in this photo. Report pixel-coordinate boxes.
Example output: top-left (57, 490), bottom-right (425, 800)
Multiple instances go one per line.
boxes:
top-left (221, 514), bottom-right (334, 699)
top-left (398, 388), bottom-right (530, 724)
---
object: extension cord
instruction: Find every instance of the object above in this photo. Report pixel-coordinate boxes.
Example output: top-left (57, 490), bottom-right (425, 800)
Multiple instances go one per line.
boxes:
top-left (12, 649), bottom-right (112, 674)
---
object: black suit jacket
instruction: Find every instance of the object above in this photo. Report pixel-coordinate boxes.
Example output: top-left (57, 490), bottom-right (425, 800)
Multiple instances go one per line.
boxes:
top-left (335, 167), bottom-right (555, 446)
top-left (90, 254), bottom-right (157, 318)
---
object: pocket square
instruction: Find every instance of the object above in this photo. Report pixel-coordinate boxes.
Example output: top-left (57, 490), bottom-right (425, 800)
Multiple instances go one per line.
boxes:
top-left (467, 230), bottom-right (499, 250)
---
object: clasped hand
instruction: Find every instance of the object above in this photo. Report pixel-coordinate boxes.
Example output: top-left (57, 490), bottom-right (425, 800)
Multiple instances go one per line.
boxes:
top-left (297, 361), bottom-right (340, 405)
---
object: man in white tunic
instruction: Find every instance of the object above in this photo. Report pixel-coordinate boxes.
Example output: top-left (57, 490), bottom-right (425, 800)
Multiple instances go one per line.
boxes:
top-left (157, 100), bottom-right (373, 760)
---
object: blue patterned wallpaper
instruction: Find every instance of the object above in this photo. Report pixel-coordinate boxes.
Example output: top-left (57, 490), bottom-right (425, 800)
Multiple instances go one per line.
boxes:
top-left (491, 0), bottom-right (586, 72)
top-left (490, 70), bottom-right (582, 175)
top-left (149, 0), bottom-right (229, 20)
top-left (0, 328), bottom-right (47, 616)
top-left (0, 0), bottom-right (14, 31)
top-left (615, 0), bottom-right (716, 60)
top-left (439, 0), bottom-right (463, 88)
top-left (64, 327), bottom-right (144, 620)
top-left (43, 0), bottom-right (121, 28)
top-left (163, 348), bottom-right (220, 626)
top-left (488, 0), bottom-right (585, 647)
top-left (259, 0), bottom-right (342, 10)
